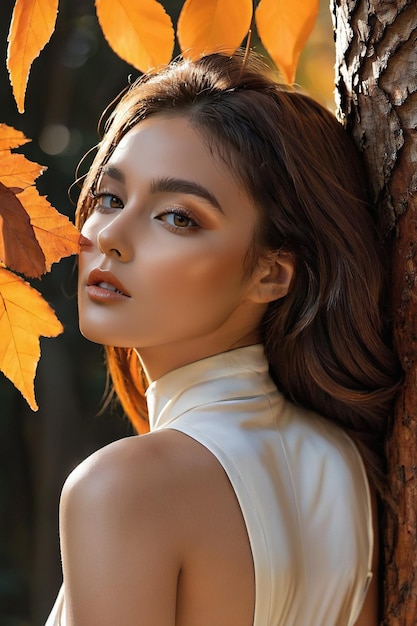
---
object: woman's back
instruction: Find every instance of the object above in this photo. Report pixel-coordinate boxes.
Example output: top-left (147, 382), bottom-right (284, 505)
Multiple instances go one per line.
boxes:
top-left (48, 346), bottom-right (377, 625)
top-left (147, 345), bottom-right (375, 625)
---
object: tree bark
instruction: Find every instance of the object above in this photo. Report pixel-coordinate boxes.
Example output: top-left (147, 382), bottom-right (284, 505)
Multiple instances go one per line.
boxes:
top-left (331, 1), bottom-right (417, 623)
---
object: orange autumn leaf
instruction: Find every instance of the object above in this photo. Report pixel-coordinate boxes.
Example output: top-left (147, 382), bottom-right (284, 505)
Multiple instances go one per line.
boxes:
top-left (95, 0), bottom-right (174, 72)
top-left (178, 0), bottom-right (253, 60)
top-left (0, 123), bottom-right (30, 150)
top-left (18, 186), bottom-right (80, 271)
top-left (0, 150), bottom-right (44, 189)
top-left (0, 123), bottom-right (78, 409)
top-left (7, 0), bottom-right (59, 113)
top-left (0, 266), bottom-right (63, 411)
top-left (256, 0), bottom-right (319, 84)
top-left (0, 182), bottom-right (46, 278)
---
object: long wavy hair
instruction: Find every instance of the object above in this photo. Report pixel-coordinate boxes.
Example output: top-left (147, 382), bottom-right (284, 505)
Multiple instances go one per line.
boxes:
top-left (76, 51), bottom-right (400, 493)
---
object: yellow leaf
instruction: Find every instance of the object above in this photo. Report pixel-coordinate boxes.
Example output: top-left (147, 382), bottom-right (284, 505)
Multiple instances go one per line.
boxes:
top-left (0, 267), bottom-right (63, 410)
top-left (0, 151), bottom-right (44, 189)
top-left (178, 0), bottom-right (253, 60)
top-left (256, 0), bottom-right (319, 84)
top-left (7, 0), bottom-right (59, 113)
top-left (95, 0), bottom-right (174, 72)
top-left (0, 123), bottom-right (31, 150)
top-left (18, 186), bottom-right (80, 271)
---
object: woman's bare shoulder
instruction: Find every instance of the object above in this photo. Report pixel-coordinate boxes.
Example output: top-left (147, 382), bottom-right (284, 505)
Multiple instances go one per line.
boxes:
top-left (59, 430), bottom-right (206, 625)
top-left (64, 430), bottom-right (183, 496)
top-left (59, 429), bottom-right (256, 625)
top-left (60, 428), bottom-right (214, 542)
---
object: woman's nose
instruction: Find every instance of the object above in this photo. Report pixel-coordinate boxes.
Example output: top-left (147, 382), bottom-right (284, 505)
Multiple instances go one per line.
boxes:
top-left (96, 216), bottom-right (134, 262)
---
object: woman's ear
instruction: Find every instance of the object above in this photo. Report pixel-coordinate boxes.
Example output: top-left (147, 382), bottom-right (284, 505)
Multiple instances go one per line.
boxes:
top-left (248, 252), bottom-right (294, 304)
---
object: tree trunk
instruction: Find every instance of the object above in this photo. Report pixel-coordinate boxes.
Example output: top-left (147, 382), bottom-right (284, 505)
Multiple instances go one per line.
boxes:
top-left (331, 0), bottom-right (417, 623)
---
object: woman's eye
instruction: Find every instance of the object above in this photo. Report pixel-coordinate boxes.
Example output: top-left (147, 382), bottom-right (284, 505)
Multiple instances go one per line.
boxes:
top-left (94, 193), bottom-right (124, 211)
top-left (158, 211), bottom-right (198, 230)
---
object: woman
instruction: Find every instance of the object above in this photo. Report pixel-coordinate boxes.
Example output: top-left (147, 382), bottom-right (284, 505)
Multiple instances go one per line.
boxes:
top-left (46, 51), bottom-right (400, 625)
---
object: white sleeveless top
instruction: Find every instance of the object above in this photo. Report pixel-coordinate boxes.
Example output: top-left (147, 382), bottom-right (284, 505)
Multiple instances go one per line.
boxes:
top-left (45, 344), bottom-right (373, 626)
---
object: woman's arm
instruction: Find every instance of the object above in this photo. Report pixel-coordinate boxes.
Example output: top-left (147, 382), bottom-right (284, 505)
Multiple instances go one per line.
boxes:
top-left (60, 433), bottom-right (183, 626)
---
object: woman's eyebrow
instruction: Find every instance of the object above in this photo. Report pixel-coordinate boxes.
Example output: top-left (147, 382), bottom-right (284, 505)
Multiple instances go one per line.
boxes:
top-left (150, 176), bottom-right (224, 214)
top-left (100, 165), bottom-right (125, 183)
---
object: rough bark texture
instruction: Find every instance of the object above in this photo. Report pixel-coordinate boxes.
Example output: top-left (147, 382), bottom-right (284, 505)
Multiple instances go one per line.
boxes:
top-left (331, 1), bottom-right (417, 624)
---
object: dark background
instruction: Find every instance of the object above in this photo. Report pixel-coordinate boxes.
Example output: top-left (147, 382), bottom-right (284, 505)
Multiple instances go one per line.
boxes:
top-left (0, 1), bottom-right (334, 624)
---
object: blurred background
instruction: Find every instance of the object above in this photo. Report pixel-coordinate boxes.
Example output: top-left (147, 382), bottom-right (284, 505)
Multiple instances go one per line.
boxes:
top-left (0, 1), bottom-right (335, 624)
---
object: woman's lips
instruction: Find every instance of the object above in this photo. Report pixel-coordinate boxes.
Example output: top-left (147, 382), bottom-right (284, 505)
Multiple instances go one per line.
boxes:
top-left (86, 268), bottom-right (131, 301)
top-left (79, 234), bottom-right (93, 250)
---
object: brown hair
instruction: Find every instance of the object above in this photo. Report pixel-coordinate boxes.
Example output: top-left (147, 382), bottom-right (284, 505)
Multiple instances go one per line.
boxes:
top-left (76, 51), bottom-right (400, 492)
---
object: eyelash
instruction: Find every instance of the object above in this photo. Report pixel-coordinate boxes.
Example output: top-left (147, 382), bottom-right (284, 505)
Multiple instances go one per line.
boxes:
top-left (91, 190), bottom-right (200, 233)
top-left (156, 207), bottom-right (199, 232)
top-left (91, 190), bottom-right (123, 212)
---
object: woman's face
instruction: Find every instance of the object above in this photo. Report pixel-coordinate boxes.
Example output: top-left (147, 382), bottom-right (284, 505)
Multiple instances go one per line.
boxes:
top-left (78, 115), bottom-right (269, 380)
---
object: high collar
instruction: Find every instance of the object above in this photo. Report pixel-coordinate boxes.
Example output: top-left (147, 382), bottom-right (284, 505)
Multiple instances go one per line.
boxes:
top-left (146, 344), bottom-right (274, 431)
